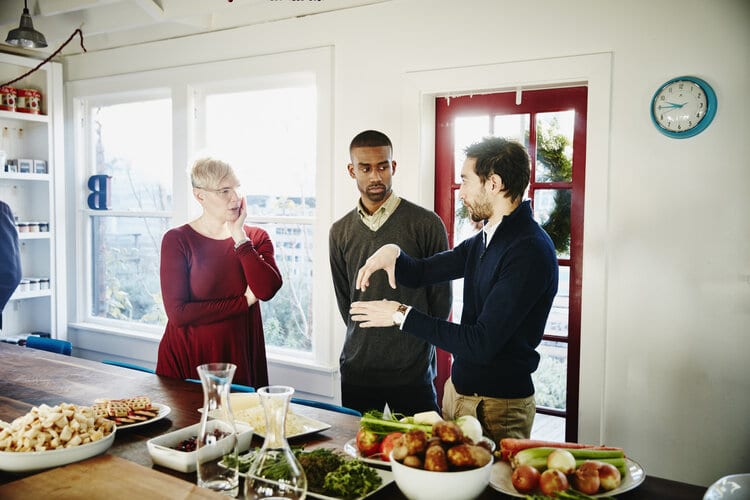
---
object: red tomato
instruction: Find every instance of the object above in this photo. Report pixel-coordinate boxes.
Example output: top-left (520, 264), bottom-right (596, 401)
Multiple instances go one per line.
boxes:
top-left (378, 432), bottom-right (403, 462)
top-left (356, 428), bottom-right (381, 457)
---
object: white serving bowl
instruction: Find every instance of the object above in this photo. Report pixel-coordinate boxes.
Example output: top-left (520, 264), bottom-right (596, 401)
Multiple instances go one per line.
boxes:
top-left (0, 427), bottom-right (116, 473)
top-left (147, 421), bottom-right (253, 473)
top-left (704, 473), bottom-right (750, 500)
top-left (389, 450), bottom-right (492, 500)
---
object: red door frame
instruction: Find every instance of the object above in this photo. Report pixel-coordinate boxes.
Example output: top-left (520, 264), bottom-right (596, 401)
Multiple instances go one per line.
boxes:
top-left (433, 87), bottom-right (587, 442)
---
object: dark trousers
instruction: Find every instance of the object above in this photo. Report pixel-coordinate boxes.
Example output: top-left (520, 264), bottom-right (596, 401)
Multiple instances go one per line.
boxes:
top-left (341, 381), bottom-right (440, 416)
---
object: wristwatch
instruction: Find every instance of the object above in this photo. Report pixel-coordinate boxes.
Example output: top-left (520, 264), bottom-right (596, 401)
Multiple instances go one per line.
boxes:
top-left (392, 303), bottom-right (408, 327)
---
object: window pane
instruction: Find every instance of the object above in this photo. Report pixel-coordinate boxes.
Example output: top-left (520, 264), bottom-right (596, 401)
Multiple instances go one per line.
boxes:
top-left (535, 110), bottom-right (574, 183)
top-left (493, 113), bottom-right (530, 146)
top-left (533, 188), bottom-right (570, 259)
top-left (205, 86), bottom-right (316, 352)
top-left (245, 194), bottom-right (315, 218)
top-left (253, 222), bottom-right (313, 351)
top-left (205, 87), bottom-right (316, 200)
top-left (91, 216), bottom-right (169, 325)
top-left (545, 266), bottom-right (569, 338)
top-left (93, 99), bottom-right (173, 211)
top-left (453, 115), bottom-right (489, 183)
top-left (532, 340), bottom-right (568, 411)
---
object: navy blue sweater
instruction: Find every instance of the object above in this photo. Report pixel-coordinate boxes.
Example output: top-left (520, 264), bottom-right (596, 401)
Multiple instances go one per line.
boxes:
top-left (397, 201), bottom-right (558, 398)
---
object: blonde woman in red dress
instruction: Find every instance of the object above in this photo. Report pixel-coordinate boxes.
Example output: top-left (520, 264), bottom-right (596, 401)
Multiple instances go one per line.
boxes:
top-left (156, 158), bottom-right (282, 387)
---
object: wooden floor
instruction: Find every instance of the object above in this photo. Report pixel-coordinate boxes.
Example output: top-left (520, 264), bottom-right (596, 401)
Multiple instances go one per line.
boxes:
top-left (531, 413), bottom-right (565, 441)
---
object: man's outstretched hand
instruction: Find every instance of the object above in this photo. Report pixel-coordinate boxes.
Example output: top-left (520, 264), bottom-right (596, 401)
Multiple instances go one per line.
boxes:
top-left (355, 244), bottom-right (401, 291)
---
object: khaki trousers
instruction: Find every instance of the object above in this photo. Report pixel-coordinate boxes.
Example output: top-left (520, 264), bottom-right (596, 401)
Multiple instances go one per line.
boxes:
top-left (442, 377), bottom-right (535, 444)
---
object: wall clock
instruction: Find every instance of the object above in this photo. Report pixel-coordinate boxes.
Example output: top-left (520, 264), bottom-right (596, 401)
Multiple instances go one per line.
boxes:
top-left (650, 76), bottom-right (717, 138)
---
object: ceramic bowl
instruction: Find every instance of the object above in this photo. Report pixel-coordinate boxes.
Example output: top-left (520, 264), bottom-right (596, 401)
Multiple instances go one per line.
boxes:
top-left (389, 450), bottom-right (492, 500)
top-left (147, 421), bottom-right (253, 473)
top-left (704, 473), bottom-right (750, 500)
top-left (0, 427), bottom-right (116, 473)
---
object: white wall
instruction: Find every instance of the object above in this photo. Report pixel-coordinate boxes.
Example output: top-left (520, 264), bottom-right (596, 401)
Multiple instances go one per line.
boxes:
top-left (62, 0), bottom-right (750, 487)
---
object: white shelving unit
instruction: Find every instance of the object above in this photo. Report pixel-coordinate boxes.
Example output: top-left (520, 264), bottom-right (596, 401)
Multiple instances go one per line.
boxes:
top-left (0, 52), bottom-right (66, 341)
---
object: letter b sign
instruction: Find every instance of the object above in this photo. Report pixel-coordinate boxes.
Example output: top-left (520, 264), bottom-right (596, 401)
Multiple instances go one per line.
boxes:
top-left (87, 174), bottom-right (112, 210)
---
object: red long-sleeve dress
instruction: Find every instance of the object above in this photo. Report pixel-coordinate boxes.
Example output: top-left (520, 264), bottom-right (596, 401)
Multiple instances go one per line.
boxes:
top-left (156, 224), bottom-right (282, 387)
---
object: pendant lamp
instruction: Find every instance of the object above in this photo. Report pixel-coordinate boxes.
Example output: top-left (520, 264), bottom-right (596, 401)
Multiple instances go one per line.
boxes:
top-left (6, 0), bottom-right (48, 49)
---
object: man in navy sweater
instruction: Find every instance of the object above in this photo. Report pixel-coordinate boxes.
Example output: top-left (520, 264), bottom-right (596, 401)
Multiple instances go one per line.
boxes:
top-left (350, 137), bottom-right (558, 441)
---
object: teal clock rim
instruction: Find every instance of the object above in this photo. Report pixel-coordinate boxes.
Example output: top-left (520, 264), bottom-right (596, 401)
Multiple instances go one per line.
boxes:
top-left (650, 76), bottom-right (717, 139)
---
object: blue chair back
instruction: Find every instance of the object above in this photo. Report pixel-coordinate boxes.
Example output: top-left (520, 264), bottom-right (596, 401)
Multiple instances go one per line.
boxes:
top-left (26, 336), bottom-right (72, 356)
top-left (291, 397), bottom-right (362, 417)
top-left (102, 359), bottom-right (155, 374)
top-left (185, 378), bottom-right (256, 393)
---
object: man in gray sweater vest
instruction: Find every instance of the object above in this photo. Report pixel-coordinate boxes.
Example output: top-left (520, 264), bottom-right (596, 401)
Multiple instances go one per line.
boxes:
top-left (329, 130), bottom-right (451, 415)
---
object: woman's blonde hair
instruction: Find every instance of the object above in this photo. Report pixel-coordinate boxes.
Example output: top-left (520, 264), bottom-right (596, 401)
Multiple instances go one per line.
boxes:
top-left (190, 157), bottom-right (238, 189)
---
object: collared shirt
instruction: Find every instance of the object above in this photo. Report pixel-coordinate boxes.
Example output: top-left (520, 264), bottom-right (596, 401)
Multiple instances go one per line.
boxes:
top-left (357, 193), bottom-right (401, 232)
top-left (483, 219), bottom-right (500, 248)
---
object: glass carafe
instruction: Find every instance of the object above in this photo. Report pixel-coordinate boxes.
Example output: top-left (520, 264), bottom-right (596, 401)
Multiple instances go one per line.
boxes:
top-left (244, 385), bottom-right (307, 499)
top-left (196, 363), bottom-right (239, 497)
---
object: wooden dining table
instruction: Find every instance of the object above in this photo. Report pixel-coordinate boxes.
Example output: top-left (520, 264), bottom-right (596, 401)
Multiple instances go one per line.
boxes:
top-left (0, 343), bottom-right (706, 499)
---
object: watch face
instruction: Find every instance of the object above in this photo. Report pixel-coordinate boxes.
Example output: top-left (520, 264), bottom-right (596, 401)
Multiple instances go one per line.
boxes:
top-left (651, 77), bottom-right (717, 138)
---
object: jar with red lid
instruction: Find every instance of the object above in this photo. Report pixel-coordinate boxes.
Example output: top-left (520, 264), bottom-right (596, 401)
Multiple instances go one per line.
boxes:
top-left (16, 89), bottom-right (41, 114)
top-left (0, 86), bottom-right (16, 111)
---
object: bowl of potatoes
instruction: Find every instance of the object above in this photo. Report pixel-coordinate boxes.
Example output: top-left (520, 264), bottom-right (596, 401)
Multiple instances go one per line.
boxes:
top-left (389, 420), bottom-right (493, 500)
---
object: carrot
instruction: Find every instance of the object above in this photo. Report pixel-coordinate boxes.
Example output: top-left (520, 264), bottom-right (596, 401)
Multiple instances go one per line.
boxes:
top-left (498, 438), bottom-right (623, 462)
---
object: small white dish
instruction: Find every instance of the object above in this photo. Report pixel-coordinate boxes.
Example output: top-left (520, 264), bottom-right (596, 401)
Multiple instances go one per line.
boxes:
top-left (704, 473), bottom-right (750, 500)
top-left (147, 421), bottom-right (254, 473)
top-left (0, 428), bottom-right (116, 473)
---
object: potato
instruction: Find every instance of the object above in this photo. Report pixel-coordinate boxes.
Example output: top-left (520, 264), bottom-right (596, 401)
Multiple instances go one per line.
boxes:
top-left (391, 436), bottom-right (409, 461)
top-left (432, 420), bottom-right (464, 444)
top-left (402, 454), bottom-right (423, 469)
top-left (446, 443), bottom-right (492, 468)
top-left (402, 429), bottom-right (428, 455)
top-left (424, 444), bottom-right (449, 472)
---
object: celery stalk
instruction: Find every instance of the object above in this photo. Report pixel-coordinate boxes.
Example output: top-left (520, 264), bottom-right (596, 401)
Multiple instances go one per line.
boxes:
top-left (359, 411), bottom-right (433, 436)
top-left (511, 446), bottom-right (626, 473)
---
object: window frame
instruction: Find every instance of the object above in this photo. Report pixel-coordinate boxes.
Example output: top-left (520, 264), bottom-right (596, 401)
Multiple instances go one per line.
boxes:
top-left (67, 47), bottom-right (334, 367)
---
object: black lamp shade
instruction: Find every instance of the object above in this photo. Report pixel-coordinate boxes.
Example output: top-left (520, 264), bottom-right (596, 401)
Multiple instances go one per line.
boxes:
top-left (6, 7), bottom-right (48, 49)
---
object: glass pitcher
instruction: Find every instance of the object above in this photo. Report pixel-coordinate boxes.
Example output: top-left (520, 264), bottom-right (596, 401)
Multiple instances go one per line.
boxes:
top-left (244, 385), bottom-right (307, 499)
top-left (196, 362), bottom-right (239, 497)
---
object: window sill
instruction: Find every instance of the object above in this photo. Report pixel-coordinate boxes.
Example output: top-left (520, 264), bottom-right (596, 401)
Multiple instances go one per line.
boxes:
top-left (68, 322), bottom-right (162, 342)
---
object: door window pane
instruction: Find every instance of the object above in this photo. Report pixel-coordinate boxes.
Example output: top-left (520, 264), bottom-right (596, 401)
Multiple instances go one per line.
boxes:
top-left (533, 188), bottom-right (571, 259)
top-left (532, 340), bottom-right (568, 411)
top-left (545, 266), bottom-right (569, 338)
top-left (535, 111), bottom-right (574, 183)
top-left (493, 113), bottom-right (530, 146)
top-left (453, 115), bottom-right (489, 183)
